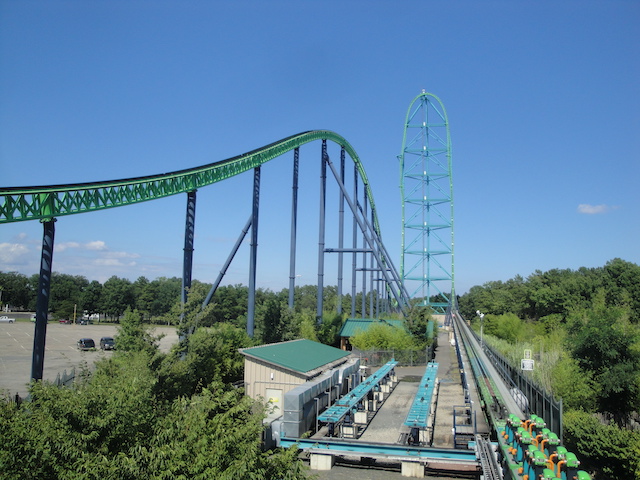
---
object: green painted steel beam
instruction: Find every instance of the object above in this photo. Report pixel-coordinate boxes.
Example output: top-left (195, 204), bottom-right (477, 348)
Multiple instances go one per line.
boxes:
top-left (0, 130), bottom-right (381, 235)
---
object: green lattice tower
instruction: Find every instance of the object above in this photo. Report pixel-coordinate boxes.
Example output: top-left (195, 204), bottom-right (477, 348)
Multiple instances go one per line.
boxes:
top-left (398, 91), bottom-right (455, 312)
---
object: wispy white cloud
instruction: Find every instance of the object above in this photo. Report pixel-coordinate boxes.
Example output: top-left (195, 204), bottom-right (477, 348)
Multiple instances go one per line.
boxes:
top-left (85, 241), bottom-right (107, 251)
top-left (57, 240), bottom-right (108, 252)
top-left (94, 258), bottom-right (138, 267)
top-left (102, 251), bottom-right (140, 260)
top-left (577, 204), bottom-right (619, 215)
top-left (57, 241), bottom-right (80, 252)
top-left (0, 242), bottom-right (31, 265)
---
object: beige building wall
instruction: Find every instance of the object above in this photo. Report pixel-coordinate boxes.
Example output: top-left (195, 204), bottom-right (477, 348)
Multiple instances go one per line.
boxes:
top-left (244, 357), bottom-right (307, 403)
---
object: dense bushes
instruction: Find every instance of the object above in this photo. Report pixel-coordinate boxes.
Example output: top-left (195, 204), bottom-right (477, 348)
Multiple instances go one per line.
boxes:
top-left (0, 323), bottom-right (309, 480)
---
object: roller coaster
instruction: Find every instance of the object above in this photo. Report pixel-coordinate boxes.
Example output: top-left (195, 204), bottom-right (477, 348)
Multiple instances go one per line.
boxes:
top-left (2, 102), bottom-right (593, 478)
top-left (1, 130), bottom-right (411, 382)
top-left (452, 313), bottom-right (590, 480)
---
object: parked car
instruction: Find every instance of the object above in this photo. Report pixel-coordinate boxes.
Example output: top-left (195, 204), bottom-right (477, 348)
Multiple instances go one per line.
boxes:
top-left (0, 316), bottom-right (15, 323)
top-left (77, 338), bottom-right (95, 351)
top-left (59, 319), bottom-right (71, 324)
top-left (100, 337), bottom-right (115, 351)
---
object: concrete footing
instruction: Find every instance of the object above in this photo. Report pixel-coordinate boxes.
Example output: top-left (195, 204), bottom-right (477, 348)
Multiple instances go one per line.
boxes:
top-left (310, 453), bottom-right (335, 471)
top-left (401, 461), bottom-right (425, 477)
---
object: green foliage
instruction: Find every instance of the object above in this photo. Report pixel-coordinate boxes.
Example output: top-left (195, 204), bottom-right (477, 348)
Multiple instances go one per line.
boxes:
top-left (208, 284), bottom-right (249, 326)
top-left (260, 298), bottom-right (285, 344)
top-left (115, 308), bottom-right (162, 354)
top-left (49, 272), bottom-right (89, 317)
top-left (406, 305), bottom-right (433, 345)
top-left (317, 312), bottom-right (343, 347)
top-left (101, 275), bottom-right (135, 319)
top-left (155, 323), bottom-right (251, 400)
top-left (349, 322), bottom-right (416, 351)
top-left (0, 271), bottom-right (33, 310)
top-left (549, 354), bottom-right (598, 412)
top-left (0, 348), bottom-right (310, 480)
top-left (563, 410), bottom-right (640, 480)
top-left (80, 280), bottom-right (103, 318)
top-left (481, 313), bottom-right (527, 343)
top-left (566, 292), bottom-right (640, 420)
top-left (0, 352), bottom-right (159, 479)
top-left (458, 259), bottom-right (640, 323)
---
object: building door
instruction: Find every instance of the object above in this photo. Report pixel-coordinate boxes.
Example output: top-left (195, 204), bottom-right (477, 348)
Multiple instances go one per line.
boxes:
top-left (265, 388), bottom-right (283, 420)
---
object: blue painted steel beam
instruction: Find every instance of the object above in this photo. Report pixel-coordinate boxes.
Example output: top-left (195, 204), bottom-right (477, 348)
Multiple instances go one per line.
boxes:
top-left (278, 437), bottom-right (477, 464)
top-left (202, 215), bottom-right (252, 309)
top-left (181, 190), bottom-right (196, 307)
top-left (316, 140), bottom-right (327, 323)
top-left (318, 360), bottom-right (397, 423)
top-left (32, 219), bottom-right (55, 381)
top-left (247, 166), bottom-right (260, 338)
top-left (288, 148), bottom-right (299, 310)
top-left (404, 362), bottom-right (439, 428)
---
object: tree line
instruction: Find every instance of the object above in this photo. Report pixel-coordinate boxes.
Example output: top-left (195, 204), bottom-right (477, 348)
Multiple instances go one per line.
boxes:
top-left (0, 270), bottom-right (395, 347)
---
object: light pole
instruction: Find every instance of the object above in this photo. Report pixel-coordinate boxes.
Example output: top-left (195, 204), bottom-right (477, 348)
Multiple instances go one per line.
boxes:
top-left (476, 310), bottom-right (485, 349)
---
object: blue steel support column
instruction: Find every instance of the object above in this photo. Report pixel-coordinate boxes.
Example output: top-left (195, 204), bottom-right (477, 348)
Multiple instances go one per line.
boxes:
top-left (361, 189), bottom-right (367, 318)
top-left (337, 148), bottom-right (345, 314)
top-left (181, 190), bottom-right (197, 308)
top-left (31, 218), bottom-right (55, 381)
top-left (369, 205), bottom-right (374, 317)
top-left (247, 166), bottom-right (260, 337)
top-left (288, 148), bottom-right (299, 310)
top-left (351, 164), bottom-right (358, 317)
top-left (316, 140), bottom-right (327, 323)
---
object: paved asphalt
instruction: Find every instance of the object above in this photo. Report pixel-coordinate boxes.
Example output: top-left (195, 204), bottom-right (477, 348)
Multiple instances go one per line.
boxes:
top-left (0, 320), bottom-right (178, 398)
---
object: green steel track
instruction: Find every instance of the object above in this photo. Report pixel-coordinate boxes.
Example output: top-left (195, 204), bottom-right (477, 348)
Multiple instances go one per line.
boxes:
top-left (0, 130), bottom-right (381, 234)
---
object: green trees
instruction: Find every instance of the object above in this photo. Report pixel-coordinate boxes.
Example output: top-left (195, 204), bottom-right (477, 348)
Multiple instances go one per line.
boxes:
top-left (563, 410), bottom-right (640, 480)
top-left (155, 323), bottom-right (250, 401)
top-left (0, 271), bottom-right (32, 310)
top-left (114, 308), bottom-right (162, 354)
top-left (567, 293), bottom-right (640, 421)
top-left (458, 258), bottom-right (640, 323)
top-left (101, 276), bottom-right (135, 319)
top-left (349, 322), bottom-right (417, 351)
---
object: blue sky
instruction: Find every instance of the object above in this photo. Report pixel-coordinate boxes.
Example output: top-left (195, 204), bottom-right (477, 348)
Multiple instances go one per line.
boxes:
top-left (1, 0), bottom-right (638, 297)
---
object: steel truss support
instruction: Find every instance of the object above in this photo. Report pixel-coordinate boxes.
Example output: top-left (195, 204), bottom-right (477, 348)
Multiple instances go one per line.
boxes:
top-left (337, 148), bottom-right (345, 315)
top-left (316, 141), bottom-right (327, 323)
top-left (351, 164), bottom-right (358, 317)
top-left (247, 167), bottom-right (261, 337)
top-left (32, 218), bottom-right (55, 381)
top-left (399, 91), bottom-right (455, 313)
top-left (361, 191), bottom-right (367, 317)
top-left (288, 148), bottom-right (299, 309)
top-left (181, 190), bottom-right (197, 308)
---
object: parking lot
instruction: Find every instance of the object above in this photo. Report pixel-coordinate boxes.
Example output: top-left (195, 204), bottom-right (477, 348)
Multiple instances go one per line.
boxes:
top-left (0, 321), bottom-right (178, 398)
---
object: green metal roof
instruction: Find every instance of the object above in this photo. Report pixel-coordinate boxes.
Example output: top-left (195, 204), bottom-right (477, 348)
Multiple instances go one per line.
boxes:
top-left (339, 318), bottom-right (406, 337)
top-left (241, 339), bottom-right (349, 374)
